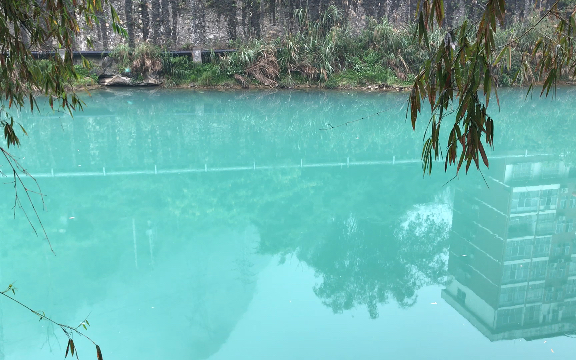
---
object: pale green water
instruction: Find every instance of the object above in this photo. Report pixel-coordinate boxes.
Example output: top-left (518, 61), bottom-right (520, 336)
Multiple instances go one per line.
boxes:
top-left (1, 89), bottom-right (576, 359)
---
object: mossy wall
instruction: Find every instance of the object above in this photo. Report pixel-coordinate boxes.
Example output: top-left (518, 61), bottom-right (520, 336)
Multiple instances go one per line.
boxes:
top-left (77, 0), bottom-right (552, 50)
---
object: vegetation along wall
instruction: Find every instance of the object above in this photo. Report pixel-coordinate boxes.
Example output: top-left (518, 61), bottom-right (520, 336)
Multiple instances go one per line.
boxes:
top-left (80, 0), bottom-right (548, 50)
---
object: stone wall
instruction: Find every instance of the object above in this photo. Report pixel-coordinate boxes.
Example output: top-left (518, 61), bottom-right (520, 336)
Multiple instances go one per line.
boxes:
top-left (77, 0), bottom-right (550, 51)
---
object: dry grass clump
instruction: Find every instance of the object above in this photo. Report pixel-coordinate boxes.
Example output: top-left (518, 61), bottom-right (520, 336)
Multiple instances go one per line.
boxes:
top-left (246, 48), bottom-right (279, 86)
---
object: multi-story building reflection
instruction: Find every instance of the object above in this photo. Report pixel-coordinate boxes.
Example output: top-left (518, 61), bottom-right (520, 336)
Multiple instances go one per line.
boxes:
top-left (443, 155), bottom-right (576, 340)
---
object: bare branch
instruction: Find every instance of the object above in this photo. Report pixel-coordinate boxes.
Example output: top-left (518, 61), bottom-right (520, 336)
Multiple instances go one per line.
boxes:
top-left (1, 146), bottom-right (53, 253)
top-left (0, 287), bottom-right (97, 346)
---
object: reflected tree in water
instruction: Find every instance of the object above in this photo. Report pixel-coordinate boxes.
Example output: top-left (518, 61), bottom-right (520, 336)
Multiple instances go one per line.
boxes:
top-left (300, 205), bottom-right (450, 319)
top-left (255, 168), bottom-right (451, 318)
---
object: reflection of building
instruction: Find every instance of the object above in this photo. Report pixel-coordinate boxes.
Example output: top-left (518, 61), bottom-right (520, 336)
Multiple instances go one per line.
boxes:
top-left (443, 155), bottom-right (576, 341)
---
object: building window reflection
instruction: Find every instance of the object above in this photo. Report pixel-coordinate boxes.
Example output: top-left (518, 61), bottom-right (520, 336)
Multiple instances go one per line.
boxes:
top-left (556, 216), bottom-right (574, 234)
top-left (512, 163), bottom-right (533, 179)
top-left (530, 260), bottom-right (548, 281)
top-left (548, 262), bottom-right (566, 279)
top-left (509, 215), bottom-right (536, 238)
top-left (533, 236), bottom-right (552, 257)
top-left (503, 263), bottom-right (530, 284)
top-left (539, 189), bottom-right (559, 210)
top-left (499, 286), bottom-right (527, 306)
top-left (566, 279), bottom-right (576, 299)
top-left (564, 301), bottom-right (576, 320)
top-left (569, 261), bottom-right (576, 276)
top-left (541, 161), bottom-right (561, 179)
top-left (544, 286), bottom-right (565, 302)
top-left (504, 239), bottom-right (533, 261)
top-left (551, 242), bottom-right (570, 257)
top-left (536, 213), bottom-right (555, 236)
top-left (511, 191), bottom-right (539, 213)
top-left (526, 283), bottom-right (545, 303)
top-left (496, 308), bottom-right (523, 328)
top-left (524, 305), bottom-right (541, 324)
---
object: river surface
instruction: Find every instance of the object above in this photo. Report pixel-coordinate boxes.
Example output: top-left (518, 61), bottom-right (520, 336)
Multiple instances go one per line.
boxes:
top-left (1, 89), bottom-right (576, 359)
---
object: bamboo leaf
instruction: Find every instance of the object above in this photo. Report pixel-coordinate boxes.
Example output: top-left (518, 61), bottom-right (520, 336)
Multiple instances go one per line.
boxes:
top-left (533, 39), bottom-right (543, 57)
top-left (96, 345), bottom-right (103, 360)
top-left (497, 0), bottom-right (506, 23)
top-left (434, 0), bottom-right (445, 26)
top-left (494, 83), bottom-right (500, 109)
top-left (484, 68), bottom-right (491, 107)
top-left (526, 83), bottom-right (534, 99)
top-left (479, 141), bottom-right (489, 168)
top-left (466, 156), bottom-right (472, 173)
top-left (541, 68), bottom-right (556, 97)
top-left (418, 11), bottom-right (428, 46)
top-left (493, 46), bottom-right (507, 67)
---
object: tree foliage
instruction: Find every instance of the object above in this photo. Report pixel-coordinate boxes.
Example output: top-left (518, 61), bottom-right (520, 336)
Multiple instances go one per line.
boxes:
top-left (410, 0), bottom-right (576, 175)
top-left (0, 0), bottom-right (125, 147)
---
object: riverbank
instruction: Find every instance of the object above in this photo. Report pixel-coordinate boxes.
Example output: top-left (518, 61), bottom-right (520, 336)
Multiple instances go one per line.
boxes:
top-left (65, 10), bottom-right (427, 91)
top-left (65, 7), bottom-right (558, 93)
top-left (71, 60), bottom-right (415, 92)
top-left (73, 78), bottom-right (412, 92)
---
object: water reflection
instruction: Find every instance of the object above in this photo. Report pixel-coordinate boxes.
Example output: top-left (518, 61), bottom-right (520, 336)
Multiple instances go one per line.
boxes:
top-left (1, 163), bottom-right (454, 359)
top-left (443, 155), bottom-right (576, 341)
top-left (2, 89), bottom-right (576, 358)
top-left (12, 89), bottom-right (417, 172)
top-left (1, 163), bottom-right (458, 359)
top-left (256, 169), bottom-right (452, 318)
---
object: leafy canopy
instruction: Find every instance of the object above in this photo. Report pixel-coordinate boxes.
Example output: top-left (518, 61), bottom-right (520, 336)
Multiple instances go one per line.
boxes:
top-left (410, 0), bottom-right (575, 175)
top-left (0, 0), bottom-right (125, 147)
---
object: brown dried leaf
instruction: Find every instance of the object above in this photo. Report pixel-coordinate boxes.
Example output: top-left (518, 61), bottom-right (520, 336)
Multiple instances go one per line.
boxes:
top-left (479, 141), bottom-right (489, 168)
top-left (96, 345), bottom-right (103, 360)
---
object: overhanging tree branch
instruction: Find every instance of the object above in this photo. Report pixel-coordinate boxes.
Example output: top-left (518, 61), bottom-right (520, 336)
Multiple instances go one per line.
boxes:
top-left (1, 146), bottom-right (53, 252)
top-left (410, 0), bottom-right (576, 176)
top-left (0, 285), bottom-right (102, 359)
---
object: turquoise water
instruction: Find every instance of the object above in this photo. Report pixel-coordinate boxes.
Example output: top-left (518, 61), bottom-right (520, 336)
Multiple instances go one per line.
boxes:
top-left (1, 89), bottom-right (576, 359)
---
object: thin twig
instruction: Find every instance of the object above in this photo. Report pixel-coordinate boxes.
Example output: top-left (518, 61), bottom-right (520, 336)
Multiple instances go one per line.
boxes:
top-left (0, 290), bottom-right (97, 345)
top-left (1, 147), bottom-right (53, 253)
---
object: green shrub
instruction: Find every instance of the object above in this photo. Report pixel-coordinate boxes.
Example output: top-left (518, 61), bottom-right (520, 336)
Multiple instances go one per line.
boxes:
top-left (162, 55), bottom-right (196, 84)
top-left (324, 76), bottom-right (339, 89)
top-left (109, 43), bottom-right (162, 78)
top-left (278, 75), bottom-right (296, 88)
top-left (109, 43), bottom-right (132, 71)
top-left (197, 64), bottom-right (225, 86)
top-left (73, 63), bottom-right (98, 85)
